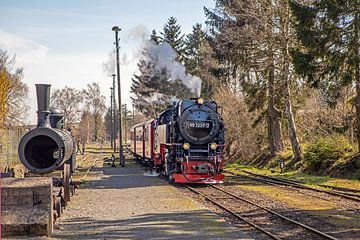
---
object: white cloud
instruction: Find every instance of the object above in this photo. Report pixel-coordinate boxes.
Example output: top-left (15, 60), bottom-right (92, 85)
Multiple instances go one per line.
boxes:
top-left (0, 29), bottom-right (137, 125)
top-left (23, 52), bottom-right (137, 124)
top-left (0, 28), bottom-right (48, 64)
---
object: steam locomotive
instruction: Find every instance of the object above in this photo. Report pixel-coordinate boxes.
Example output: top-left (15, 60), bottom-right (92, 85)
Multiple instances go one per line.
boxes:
top-left (18, 84), bottom-right (76, 174)
top-left (130, 98), bottom-right (225, 183)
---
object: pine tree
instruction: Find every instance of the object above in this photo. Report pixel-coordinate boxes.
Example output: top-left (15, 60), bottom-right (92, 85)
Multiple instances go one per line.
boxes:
top-left (161, 16), bottom-right (185, 62)
top-left (130, 41), bottom-right (191, 116)
top-left (183, 23), bottom-right (215, 98)
top-left (203, 0), bottom-right (304, 161)
top-left (198, 40), bottom-right (217, 98)
top-left (184, 23), bottom-right (205, 76)
top-left (104, 106), bottom-right (119, 140)
top-left (204, 0), bottom-right (285, 156)
top-left (150, 29), bottom-right (160, 45)
top-left (290, 0), bottom-right (360, 149)
top-left (131, 65), bottom-right (175, 117)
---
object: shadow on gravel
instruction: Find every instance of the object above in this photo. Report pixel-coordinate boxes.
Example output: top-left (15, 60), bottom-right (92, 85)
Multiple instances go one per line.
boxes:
top-left (52, 210), bottom-right (241, 240)
top-left (81, 161), bottom-right (167, 190)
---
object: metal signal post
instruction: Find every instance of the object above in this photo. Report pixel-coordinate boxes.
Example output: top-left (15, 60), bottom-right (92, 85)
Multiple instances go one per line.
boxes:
top-left (112, 25), bottom-right (125, 167)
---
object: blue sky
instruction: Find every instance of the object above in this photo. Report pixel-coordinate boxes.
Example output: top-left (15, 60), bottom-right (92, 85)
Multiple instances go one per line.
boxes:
top-left (0, 0), bottom-right (214, 123)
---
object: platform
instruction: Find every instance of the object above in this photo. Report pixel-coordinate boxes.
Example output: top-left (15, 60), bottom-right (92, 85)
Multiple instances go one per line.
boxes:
top-left (47, 159), bottom-right (253, 240)
top-left (1, 177), bottom-right (53, 237)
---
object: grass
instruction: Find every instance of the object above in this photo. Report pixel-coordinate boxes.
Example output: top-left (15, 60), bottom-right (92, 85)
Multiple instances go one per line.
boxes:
top-left (225, 162), bottom-right (360, 191)
top-left (238, 184), bottom-right (338, 210)
top-left (226, 163), bottom-right (360, 228)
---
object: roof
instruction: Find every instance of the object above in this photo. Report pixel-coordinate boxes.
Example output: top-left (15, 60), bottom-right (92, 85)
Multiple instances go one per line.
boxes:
top-left (130, 118), bottom-right (155, 130)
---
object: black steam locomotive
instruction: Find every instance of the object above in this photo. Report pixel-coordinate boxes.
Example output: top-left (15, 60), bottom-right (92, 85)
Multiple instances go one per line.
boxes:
top-left (130, 98), bottom-right (225, 183)
top-left (18, 84), bottom-right (76, 174)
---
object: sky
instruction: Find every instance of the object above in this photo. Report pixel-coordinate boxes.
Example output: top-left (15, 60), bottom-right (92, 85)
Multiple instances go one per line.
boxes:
top-left (0, 0), bottom-right (214, 124)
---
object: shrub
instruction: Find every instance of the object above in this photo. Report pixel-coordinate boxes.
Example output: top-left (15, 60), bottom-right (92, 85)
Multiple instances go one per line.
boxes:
top-left (303, 135), bottom-right (353, 172)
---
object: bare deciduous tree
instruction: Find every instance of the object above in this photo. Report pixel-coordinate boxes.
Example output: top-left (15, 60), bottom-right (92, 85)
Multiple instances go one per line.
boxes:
top-left (82, 82), bottom-right (106, 141)
top-left (51, 86), bottom-right (83, 128)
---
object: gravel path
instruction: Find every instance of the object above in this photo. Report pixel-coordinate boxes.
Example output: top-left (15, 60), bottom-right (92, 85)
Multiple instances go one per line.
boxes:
top-left (47, 160), bottom-right (253, 240)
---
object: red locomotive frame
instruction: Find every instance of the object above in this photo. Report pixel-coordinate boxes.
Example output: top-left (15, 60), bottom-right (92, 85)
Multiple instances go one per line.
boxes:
top-left (129, 119), bottom-right (225, 184)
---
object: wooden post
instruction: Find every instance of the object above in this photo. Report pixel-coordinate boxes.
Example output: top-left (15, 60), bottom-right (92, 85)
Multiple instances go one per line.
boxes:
top-left (63, 164), bottom-right (71, 203)
top-left (48, 181), bottom-right (54, 236)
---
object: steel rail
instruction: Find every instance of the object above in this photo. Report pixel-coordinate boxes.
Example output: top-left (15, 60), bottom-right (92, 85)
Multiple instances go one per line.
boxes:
top-left (211, 185), bottom-right (338, 240)
top-left (81, 155), bottom-right (103, 181)
top-left (252, 173), bottom-right (360, 198)
top-left (240, 170), bottom-right (360, 202)
top-left (253, 174), bottom-right (360, 194)
top-left (185, 185), bottom-right (281, 240)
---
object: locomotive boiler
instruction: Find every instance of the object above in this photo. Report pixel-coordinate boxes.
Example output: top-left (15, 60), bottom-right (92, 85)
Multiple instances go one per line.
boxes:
top-left (130, 98), bottom-right (225, 184)
top-left (18, 84), bottom-right (76, 174)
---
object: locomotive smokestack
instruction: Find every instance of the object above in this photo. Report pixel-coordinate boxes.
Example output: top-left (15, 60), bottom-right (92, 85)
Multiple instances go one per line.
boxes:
top-left (36, 84), bottom-right (51, 128)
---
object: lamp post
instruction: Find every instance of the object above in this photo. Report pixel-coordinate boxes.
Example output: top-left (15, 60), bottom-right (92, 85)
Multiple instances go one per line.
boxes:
top-left (112, 25), bottom-right (125, 167)
top-left (112, 74), bottom-right (116, 153)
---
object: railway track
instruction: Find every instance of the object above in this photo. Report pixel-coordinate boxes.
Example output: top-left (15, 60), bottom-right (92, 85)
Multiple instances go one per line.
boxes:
top-left (224, 170), bottom-right (360, 203)
top-left (80, 155), bottom-right (104, 181)
top-left (254, 173), bottom-right (360, 194)
top-left (186, 184), bottom-right (338, 240)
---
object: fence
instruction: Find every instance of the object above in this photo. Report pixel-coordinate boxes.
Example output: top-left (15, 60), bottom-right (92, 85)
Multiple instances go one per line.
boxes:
top-left (0, 129), bottom-right (26, 170)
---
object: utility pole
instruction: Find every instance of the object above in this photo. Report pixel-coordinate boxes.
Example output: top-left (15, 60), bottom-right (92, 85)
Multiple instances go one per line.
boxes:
top-left (112, 25), bottom-right (125, 167)
top-left (132, 104), bottom-right (135, 127)
top-left (112, 74), bottom-right (116, 153)
top-left (123, 104), bottom-right (128, 144)
top-left (110, 87), bottom-right (113, 149)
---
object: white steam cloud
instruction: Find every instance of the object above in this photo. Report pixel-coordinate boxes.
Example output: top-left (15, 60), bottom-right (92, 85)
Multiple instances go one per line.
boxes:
top-left (102, 51), bottom-right (129, 76)
top-left (144, 41), bottom-right (202, 96)
top-left (127, 24), bottom-right (149, 42)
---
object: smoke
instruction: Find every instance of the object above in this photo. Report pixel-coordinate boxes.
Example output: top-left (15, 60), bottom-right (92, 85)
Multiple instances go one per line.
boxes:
top-left (102, 51), bottom-right (115, 76)
top-left (127, 24), bottom-right (149, 42)
top-left (102, 51), bottom-right (130, 76)
top-left (143, 93), bottom-right (167, 103)
top-left (144, 41), bottom-right (202, 96)
top-left (121, 53), bottom-right (130, 66)
top-left (102, 25), bottom-right (149, 76)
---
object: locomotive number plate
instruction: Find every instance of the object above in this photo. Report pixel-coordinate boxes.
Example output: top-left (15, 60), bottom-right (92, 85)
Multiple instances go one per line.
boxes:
top-left (187, 121), bottom-right (210, 128)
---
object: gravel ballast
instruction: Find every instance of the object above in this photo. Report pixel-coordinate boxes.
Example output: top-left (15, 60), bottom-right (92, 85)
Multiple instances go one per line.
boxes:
top-left (47, 160), bottom-right (253, 240)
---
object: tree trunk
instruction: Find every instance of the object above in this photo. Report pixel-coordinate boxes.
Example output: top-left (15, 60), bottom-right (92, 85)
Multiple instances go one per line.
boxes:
top-left (86, 113), bottom-right (90, 143)
top-left (283, 4), bottom-right (302, 161)
top-left (94, 114), bottom-right (99, 142)
top-left (268, 62), bottom-right (283, 156)
top-left (284, 80), bottom-right (302, 161)
top-left (354, 11), bottom-right (360, 151)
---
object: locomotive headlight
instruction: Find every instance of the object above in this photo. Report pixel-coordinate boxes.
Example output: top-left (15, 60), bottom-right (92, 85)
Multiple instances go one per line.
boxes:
top-left (197, 97), bottom-right (204, 105)
top-left (210, 143), bottom-right (217, 150)
top-left (183, 143), bottom-right (190, 150)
